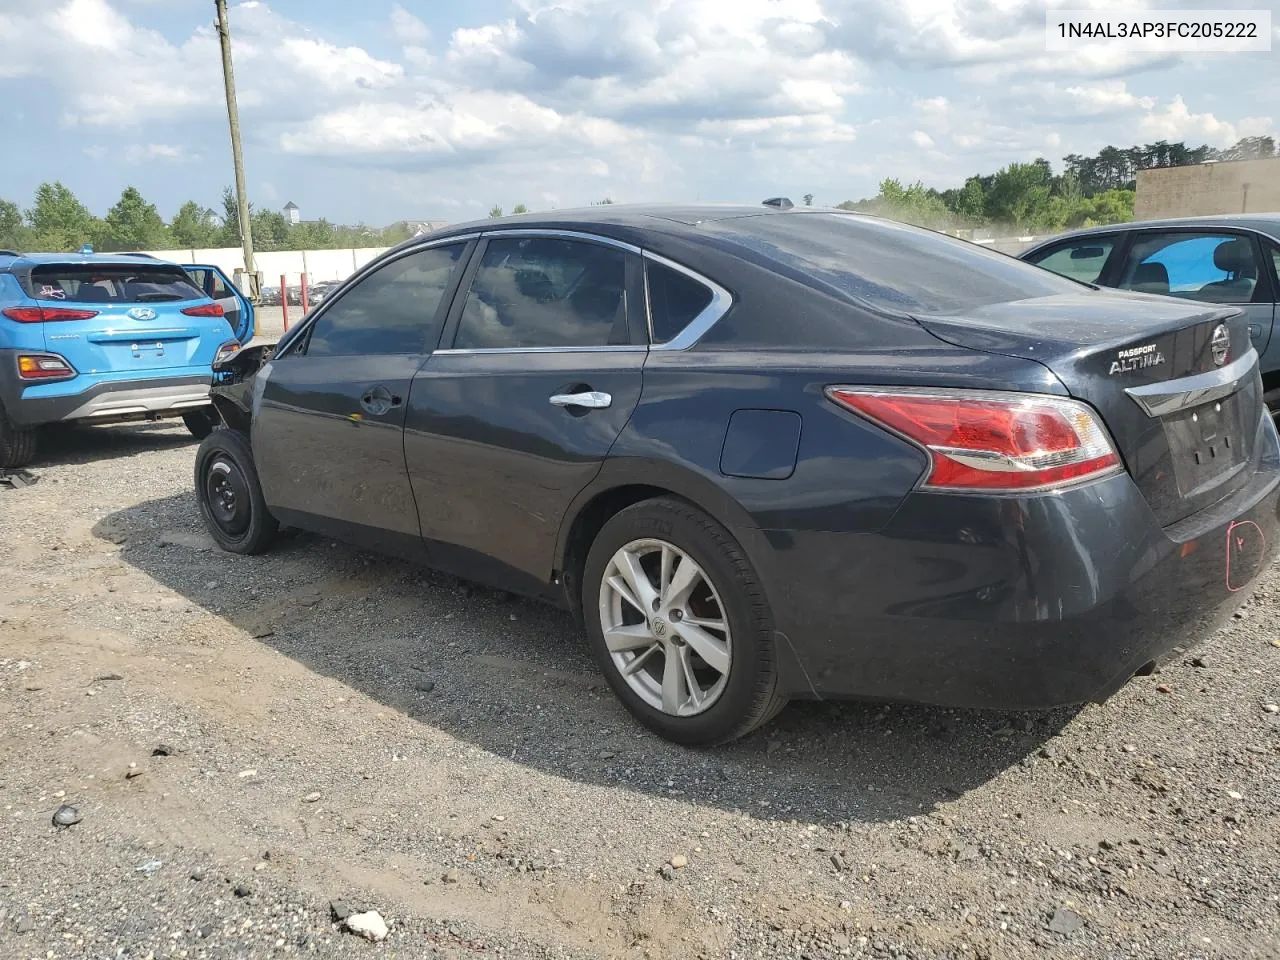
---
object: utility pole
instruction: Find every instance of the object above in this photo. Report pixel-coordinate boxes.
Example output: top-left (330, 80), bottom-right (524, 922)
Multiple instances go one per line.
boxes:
top-left (214, 0), bottom-right (257, 297)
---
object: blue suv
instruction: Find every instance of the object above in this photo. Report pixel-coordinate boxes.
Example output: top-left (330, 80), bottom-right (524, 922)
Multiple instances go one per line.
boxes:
top-left (0, 251), bottom-right (247, 468)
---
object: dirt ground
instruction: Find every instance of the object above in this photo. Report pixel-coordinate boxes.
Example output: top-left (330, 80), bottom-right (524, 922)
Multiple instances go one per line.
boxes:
top-left (1, 420), bottom-right (1279, 959)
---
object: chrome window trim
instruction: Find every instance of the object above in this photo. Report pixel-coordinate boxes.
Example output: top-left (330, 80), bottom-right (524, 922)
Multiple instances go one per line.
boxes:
top-left (1125, 348), bottom-right (1258, 417)
top-left (434, 345), bottom-right (648, 356)
top-left (275, 233), bottom-right (481, 358)
top-left (478, 228), bottom-right (642, 255)
top-left (642, 251), bottom-right (732, 351)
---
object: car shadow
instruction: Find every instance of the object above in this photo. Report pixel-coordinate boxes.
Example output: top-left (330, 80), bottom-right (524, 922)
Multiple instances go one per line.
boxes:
top-left (33, 421), bottom-right (195, 467)
top-left (94, 492), bottom-right (1080, 827)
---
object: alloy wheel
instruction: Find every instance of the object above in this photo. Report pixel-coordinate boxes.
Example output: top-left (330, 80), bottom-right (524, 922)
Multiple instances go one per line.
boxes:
top-left (598, 538), bottom-right (732, 717)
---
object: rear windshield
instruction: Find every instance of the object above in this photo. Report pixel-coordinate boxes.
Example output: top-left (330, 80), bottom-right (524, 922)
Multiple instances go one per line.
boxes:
top-left (28, 265), bottom-right (204, 304)
top-left (711, 213), bottom-right (1085, 315)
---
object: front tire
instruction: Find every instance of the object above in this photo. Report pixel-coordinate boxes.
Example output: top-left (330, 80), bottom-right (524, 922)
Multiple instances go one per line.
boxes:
top-left (0, 408), bottom-right (38, 469)
top-left (582, 497), bottom-right (785, 745)
top-left (194, 429), bottom-right (278, 555)
top-left (183, 408), bottom-right (220, 440)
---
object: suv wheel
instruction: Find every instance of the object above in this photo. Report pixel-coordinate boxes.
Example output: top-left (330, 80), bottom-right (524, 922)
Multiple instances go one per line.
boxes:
top-left (0, 408), bottom-right (38, 469)
top-left (582, 497), bottom-right (786, 745)
top-left (194, 429), bottom-right (278, 554)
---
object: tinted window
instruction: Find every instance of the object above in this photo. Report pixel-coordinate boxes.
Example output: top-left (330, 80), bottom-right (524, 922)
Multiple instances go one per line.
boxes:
top-left (1116, 233), bottom-right (1262, 304)
top-left (709, 213), bottom-right (1082, 315)
top-left (1026, 239), bottom-right (1116, 284)
top-left (454, 237), bottom-right (628, 349)
top-left (303, 244), bottom-right (463, 357)
top-left (29, 265), bottom-right (204, 304)
top-left (647, 260), bottom-right (713, 343)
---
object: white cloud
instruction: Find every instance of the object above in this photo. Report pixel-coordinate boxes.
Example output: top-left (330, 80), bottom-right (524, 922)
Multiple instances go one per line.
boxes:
top-left (279, 90), bottom-right (638, 158)
top-left (910, 130), bottom-right (935, 149)
top-left (390, 3), bottom-right (430, 42)
top-left (1139, 96), bottom-right (1274, 147)
top-left (124, 143), bottom-right (188, 163)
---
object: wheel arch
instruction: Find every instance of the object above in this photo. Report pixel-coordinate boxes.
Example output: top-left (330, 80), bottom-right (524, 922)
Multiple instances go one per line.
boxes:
top-left (554, 459), bottom-right (763, 621)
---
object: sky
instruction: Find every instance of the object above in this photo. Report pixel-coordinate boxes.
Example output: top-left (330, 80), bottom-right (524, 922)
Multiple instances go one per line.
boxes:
top-left (0, 0), bottom-right (1277, 227)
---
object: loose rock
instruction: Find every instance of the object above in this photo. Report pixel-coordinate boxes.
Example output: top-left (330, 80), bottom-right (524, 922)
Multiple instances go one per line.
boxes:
top-left (51, 804), bottom-right (81, 828)
top-left (343, 910), bottom-right (389, 942)
top-left (1048, 907), bottom-right (1085, 935)
top-left (670, 854), bottom-right (688, 869)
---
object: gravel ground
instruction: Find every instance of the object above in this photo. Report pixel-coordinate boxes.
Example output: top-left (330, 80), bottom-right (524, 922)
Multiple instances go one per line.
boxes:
top-left (2, 421), bottom-right (1279, 960)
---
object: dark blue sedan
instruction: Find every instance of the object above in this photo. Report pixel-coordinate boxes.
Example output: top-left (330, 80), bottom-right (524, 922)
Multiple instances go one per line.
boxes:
top-left (195, 204), bottom-right (1280, 745)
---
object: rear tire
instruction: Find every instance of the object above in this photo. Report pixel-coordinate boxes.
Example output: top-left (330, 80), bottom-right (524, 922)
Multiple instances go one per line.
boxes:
top-left (0, 408), bottom-right (38, 469)
top-left (582, 497), bottom-right (786, 746)
top-left (194, 429), bottom-right (278, 555)
top-left (183, 408), bottom-right (220, 440)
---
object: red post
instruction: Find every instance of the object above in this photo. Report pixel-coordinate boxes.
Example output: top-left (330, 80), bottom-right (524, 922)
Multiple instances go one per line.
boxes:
top-left (280, 274), bottom-right (289, 331)
top-left (300, 272), bottom-right (310, 315)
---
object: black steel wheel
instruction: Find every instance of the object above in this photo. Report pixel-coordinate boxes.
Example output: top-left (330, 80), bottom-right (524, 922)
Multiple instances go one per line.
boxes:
top-left (194, 429), bottom-right (277, 554)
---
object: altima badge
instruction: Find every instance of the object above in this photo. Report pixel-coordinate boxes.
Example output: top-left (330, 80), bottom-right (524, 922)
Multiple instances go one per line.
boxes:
top-left (1109, 342), bottom-right (1165, 375)
top-left (1211, 324), bottom-right (1229, 366)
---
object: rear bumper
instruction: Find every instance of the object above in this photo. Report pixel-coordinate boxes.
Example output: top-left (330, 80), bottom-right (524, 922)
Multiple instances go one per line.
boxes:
top-left (758, 412), bottom-right (1280, 709)
top-left (0, 350), bottom-right (211, 427)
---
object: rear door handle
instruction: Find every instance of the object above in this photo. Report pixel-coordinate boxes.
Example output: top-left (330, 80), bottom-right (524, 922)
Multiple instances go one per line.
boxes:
top-left (549, 390), bottom-right (612, 410)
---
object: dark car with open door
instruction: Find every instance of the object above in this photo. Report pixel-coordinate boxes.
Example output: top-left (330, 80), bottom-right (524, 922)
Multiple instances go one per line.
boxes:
top-left (1021, 214), bottom-right (1280, 422)
top-left (196, 204), bottom-right (1280, 745)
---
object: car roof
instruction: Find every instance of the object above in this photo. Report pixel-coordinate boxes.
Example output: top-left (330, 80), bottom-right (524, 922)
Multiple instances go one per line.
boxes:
top-left (0, 251), bottom-right (185, 271)
top-left (1024, 213), bottom-right (1280, 252)
top-left (417, 202), bottom-right (863, 243)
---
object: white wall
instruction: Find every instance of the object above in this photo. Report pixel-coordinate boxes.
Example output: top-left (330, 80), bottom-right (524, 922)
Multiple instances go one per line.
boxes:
top-left (144, 246), bottom-right (390, 285)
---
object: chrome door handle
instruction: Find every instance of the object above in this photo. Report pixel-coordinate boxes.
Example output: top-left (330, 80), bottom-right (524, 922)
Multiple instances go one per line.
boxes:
top-left (549, 390), bottom-right (612, 410)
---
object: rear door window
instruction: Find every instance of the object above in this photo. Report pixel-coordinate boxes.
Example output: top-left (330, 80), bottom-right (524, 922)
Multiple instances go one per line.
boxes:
top-left (453, 237), bottom-right (630, 349)
top-left (1116, 233), bottom-right (1265, 303)
top-left (1025, 238), bottom-right (1117, 284)
top-left (28, 265), bottom-right (204, 304)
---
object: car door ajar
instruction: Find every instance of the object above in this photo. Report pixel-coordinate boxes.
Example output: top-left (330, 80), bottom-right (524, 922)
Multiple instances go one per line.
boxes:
top-left (1111, 230), bottom-right (1275, 356)
top-left (404, 233), bottom-right (647, 585)
top-left (251, 241), bottom-right (472, 550)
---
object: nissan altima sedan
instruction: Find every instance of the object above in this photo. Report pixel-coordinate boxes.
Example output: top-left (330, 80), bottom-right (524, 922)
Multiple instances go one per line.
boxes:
top-left (196, 204), bottom-right (1280, 745)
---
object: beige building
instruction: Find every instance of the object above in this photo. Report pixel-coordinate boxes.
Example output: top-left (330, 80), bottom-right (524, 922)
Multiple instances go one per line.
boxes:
top-left (1135, 157), bottom-right (1280, 220)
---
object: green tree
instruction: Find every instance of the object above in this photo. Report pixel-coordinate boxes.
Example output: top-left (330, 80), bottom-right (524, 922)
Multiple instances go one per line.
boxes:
top-left (25, 181), bottom-right (97, 251)
top-left (866, 178), bottom-right (952, 228)
top-left (488, 205), bottom-right (504, 218)
top-left (250, 209), bottom-right (291, 251)
top-left (985, 161), bottom-right (1052, 229)
top-left (511, 203), bottom-right (529, 214)
top-left (217, 186), bottom-right (254, 247)
top-left (169, 201), bottom-right (219, 249)
top-left (289, 218), bottom-right (336, 249)
top-left (0, 199), bottom-right (27, 250)
top-left (101, 186), bottom-right (167, 251)
top-left (802, 193), bottom-right (814, 207)
top-left (592, 197), bottom-right (615, 205)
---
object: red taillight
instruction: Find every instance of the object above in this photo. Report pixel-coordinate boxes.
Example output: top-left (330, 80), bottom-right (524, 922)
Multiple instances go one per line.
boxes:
top-left (2, 306), bottom-right (100, 323)
top-left (827, 387), bottom-right (1123, 492)
top-left (17, 353), bottom-right (77, 381)
top-left (182, 302), bottom-right (225, 318)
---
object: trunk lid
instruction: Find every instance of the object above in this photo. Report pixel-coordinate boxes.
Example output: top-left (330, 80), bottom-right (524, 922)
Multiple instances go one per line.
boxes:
top-left (914, 291), bottom-right (1260, 526)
